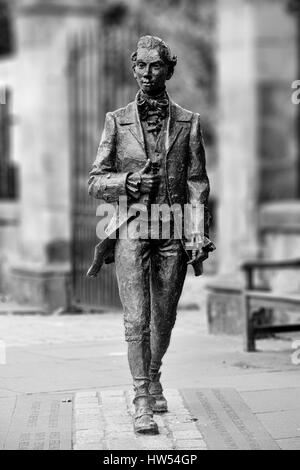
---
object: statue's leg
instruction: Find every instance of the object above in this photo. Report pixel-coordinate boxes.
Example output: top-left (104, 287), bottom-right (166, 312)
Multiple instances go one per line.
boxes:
top-left (149, 239), bottom-right (188, 412)
top-left (115, 227), bottom-right (158, 434)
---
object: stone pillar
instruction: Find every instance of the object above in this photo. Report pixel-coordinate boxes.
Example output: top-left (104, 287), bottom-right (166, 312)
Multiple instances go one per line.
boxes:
top-left (0, 202), bottom-right (19, 295)
top-left (9, 0), bottom-right (101, 312)
top-left (217, 0), bottom-right (259, 275)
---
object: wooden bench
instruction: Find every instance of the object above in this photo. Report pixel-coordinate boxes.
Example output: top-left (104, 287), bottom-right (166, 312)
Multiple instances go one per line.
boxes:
top-left (241, 258), bottom-right (300, 351)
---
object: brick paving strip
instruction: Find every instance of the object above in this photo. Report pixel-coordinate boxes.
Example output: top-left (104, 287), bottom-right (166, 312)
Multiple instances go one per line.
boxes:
top-left (180, 388), bottom-right (279, 450)
top-left (73, 389), bottom-right (207, 450)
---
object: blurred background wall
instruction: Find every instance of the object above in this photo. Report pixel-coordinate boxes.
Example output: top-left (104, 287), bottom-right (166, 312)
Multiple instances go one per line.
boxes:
top-left (0, 0), bottom-right (298, 312)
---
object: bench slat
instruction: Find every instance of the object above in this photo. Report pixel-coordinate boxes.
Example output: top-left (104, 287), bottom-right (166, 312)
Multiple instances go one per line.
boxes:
top-left (242, 259), bottom-right (300, 270)
top-left (246, 290), bottom-right (300, 302)
top-left (255, 324), bottom-right (300, 334)
top-left (245, 290), bottom-right (300, 312)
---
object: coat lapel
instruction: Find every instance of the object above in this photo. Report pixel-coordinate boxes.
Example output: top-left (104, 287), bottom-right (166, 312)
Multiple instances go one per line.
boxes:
top-left (166, 99), bottom-right (192, 155)
top-left (119, 98), bottom-right (146, 153)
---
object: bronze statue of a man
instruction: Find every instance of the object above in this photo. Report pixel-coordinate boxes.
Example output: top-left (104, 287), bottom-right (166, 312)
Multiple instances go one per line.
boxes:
top-left (87, 35), bottom-right (214, 434)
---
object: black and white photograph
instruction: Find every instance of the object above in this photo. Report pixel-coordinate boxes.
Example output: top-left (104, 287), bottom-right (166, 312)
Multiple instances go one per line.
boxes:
top-left (0, 0), bottom-right (299, 455)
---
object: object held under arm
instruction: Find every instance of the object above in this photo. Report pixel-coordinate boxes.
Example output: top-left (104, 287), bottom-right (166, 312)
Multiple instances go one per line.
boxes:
top-left (185, 203), bottom-right (216, 263)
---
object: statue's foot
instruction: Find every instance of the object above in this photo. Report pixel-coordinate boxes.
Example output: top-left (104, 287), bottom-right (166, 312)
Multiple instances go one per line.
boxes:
top-left (133, 396), bottom-right (159, 435)
top-left (149, 373), bottom-right (168, 413)
top-left (151, 393), bottom-right (168, 413)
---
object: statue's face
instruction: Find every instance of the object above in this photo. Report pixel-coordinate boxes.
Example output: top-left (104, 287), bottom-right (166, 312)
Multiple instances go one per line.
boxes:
top-left (133, 47), bottom-right (170, 95)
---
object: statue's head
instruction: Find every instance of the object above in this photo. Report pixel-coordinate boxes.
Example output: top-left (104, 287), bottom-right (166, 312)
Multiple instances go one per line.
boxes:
top-left (131, 35), bottom-right (177, 96)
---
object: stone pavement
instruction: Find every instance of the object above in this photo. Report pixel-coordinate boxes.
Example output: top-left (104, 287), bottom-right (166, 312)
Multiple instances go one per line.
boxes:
top-left (2, 384), bottom-right (299, 450)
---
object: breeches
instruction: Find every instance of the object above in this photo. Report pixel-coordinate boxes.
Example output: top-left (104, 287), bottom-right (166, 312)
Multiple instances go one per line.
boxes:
top-left (115, 222), bottom-right (188, 342)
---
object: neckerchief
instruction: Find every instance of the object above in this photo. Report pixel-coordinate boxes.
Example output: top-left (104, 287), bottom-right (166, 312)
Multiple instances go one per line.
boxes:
top-left (137, 90), bottom-right (169, 134)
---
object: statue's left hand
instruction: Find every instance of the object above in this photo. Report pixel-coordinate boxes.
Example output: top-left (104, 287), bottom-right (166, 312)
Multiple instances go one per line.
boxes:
top-left (187, 248), bottom-right (209, 263)
top-left (186, 239), bottom-right (216, 263)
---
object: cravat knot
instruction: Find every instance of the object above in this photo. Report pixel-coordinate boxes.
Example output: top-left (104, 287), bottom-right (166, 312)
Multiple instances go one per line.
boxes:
top-left (137, 90), bottom-right (169, 125)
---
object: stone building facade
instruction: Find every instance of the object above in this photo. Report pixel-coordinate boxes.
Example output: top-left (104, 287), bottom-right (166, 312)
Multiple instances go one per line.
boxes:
top-left (0, 0), bottom-right (102, 311)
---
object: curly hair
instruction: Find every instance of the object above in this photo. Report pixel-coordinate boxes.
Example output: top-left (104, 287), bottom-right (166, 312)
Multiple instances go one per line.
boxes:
top-left (131, 35), bottom-right (177, 77)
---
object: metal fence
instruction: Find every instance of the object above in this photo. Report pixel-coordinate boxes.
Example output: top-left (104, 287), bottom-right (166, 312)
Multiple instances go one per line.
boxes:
top-left (68, 15), bottom-right (141, 309)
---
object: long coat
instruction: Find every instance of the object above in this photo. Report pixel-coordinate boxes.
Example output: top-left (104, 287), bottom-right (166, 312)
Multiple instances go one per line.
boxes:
top-left (87, 94), bottom-right (212, 277)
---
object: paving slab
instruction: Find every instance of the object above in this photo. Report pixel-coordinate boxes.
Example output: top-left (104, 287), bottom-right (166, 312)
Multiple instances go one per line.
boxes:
top-left (3, 393), bottom-right (74, 450)
top-left (257, 410), bottom-right (300, 440)
top-left (276, 438), bottom-right (300, 450)
top-left (241, 388), bottom-right (300, 413)
top-left (0, 397), bottom-right (17, 449)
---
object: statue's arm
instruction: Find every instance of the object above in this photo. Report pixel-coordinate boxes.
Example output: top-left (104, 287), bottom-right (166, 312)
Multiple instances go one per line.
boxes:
top-left (187, 112), bottom-right (211, 237)
top-left (88, 112), bottom-right (129, 202)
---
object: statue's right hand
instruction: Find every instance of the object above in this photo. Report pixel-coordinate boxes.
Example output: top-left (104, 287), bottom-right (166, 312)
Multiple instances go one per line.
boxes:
top-left (126, 160), bottom-right (151, 193)
top-left (139, 159), bottom-right (160, 194)
top-left (127, 160), bottom-right (160, 195)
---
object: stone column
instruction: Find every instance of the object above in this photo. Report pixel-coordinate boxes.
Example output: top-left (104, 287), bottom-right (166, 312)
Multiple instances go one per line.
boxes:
top-left (216, 0), bottom-right (259, 275)
top-left (9, 0), bottom-right (101, 312)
